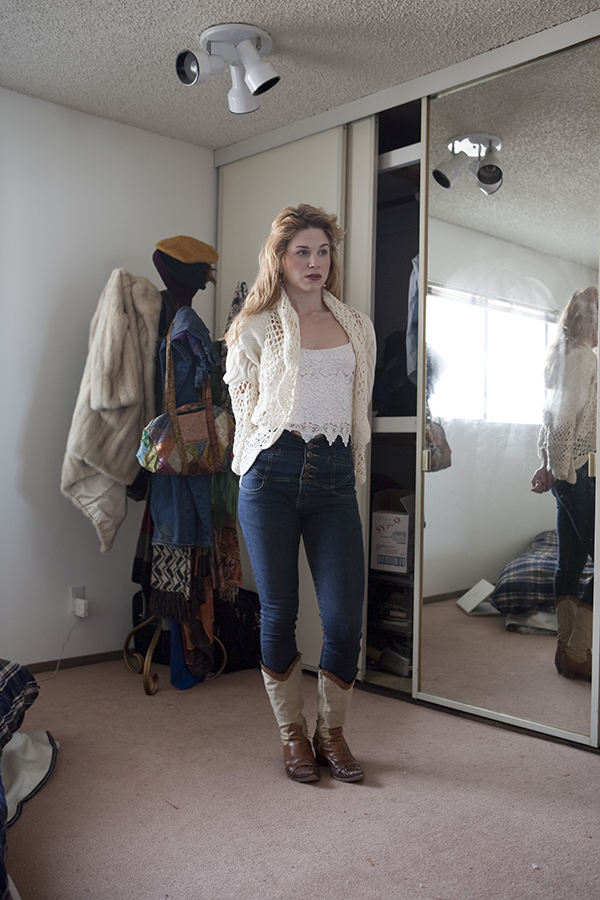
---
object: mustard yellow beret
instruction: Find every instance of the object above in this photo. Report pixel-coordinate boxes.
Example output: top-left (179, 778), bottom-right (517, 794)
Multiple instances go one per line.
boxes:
top-left (156, 235), bottom-right (218, 265)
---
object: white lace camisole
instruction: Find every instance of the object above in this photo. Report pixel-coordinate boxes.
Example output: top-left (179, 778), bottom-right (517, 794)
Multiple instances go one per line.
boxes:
top-left (287, 342), bottom-right (356, 445)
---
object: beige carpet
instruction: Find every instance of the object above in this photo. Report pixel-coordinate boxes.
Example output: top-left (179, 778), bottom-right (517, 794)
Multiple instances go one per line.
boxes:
top-left (7, 660), bottom-right (600, 900)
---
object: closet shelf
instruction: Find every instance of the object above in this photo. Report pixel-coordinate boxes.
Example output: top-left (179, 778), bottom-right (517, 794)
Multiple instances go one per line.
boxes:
top-left (371, 416), bottom-right (417, 433)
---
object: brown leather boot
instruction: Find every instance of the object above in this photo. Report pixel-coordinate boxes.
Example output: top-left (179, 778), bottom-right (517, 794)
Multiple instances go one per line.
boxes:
top-left (562, 603), bottom-right (593, 682)
top-left (313, 669), bottom-right (364, 783)
top-left (314, 727), bottom-right (364, 782)
top-left (283, 724), bottom-right (321, 783)
top-left (554, 595), bottom-right (578, 674)
top-left (261, 655), bottom-right (320, 783)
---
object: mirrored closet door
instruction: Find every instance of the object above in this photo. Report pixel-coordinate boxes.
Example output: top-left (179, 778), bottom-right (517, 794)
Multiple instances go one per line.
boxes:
top-left (418, 38), bottom-right (600, 742)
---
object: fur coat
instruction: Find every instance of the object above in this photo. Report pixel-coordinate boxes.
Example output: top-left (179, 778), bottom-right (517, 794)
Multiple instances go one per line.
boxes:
top-left (61, 268), bottom-right (162, 552)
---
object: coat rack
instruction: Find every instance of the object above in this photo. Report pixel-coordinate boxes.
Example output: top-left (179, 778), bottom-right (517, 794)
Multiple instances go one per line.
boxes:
top-left (123, 616), bottom-right (227, 695)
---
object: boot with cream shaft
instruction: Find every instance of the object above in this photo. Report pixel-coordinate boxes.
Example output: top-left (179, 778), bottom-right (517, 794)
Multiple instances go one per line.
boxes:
top-left (562, 603), bottom-right (593, 681)
top-left (313, 668), bottom-right (364, 782)
top-left (261, 654), bottom-right (319, 783)
top-left (554, 595), bottom-right (578, 674)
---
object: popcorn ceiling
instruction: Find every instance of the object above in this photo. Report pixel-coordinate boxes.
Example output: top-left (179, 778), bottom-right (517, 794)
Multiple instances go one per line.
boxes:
top-left (0, 1), bottom-right (595, 150)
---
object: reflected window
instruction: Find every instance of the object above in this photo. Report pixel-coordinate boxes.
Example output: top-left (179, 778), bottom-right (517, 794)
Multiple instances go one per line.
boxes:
top-left (426, 285), bottom-right (558, 424)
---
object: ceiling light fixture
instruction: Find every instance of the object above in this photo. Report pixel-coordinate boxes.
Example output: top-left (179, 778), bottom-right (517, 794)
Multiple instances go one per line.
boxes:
top-left (432, 133), bottom-right (503, 194)
top-left (176, 24), bottom-right (280, 114)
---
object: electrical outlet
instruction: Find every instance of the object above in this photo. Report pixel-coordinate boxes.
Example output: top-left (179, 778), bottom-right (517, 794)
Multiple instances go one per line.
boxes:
top-left (69, 585), bottom-right (85, 614)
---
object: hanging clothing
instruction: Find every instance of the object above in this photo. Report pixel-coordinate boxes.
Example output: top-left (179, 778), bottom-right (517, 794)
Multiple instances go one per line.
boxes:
top-left (156, 306), bottom-right (221, 410)
top-left (149, 306), bottom-right (221, 549)
top-left (218, 281), bottom-right (248, 421)
top-left (133, 301), bottom-right (242, 689)
top-left (406, 254), bottom-right (419, 386)
top-left (61, 268), bottom-right (162, 552)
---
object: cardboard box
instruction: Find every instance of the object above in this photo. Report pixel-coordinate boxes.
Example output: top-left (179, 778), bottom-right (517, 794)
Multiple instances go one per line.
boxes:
top-left (370, 490), bottom-right (415, 574)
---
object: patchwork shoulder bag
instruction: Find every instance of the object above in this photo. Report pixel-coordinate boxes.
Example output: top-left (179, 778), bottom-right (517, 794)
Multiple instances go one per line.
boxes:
top-left (137, 324), bottom-right (235, 476)
top-left (425, 403), bottom-right (452, 472)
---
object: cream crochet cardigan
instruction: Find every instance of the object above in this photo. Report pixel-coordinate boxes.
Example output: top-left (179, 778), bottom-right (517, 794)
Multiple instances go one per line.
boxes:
top-left (538, 346), bottom-right (597, 484)
top-left (224, 288), bottom-right (376, 484)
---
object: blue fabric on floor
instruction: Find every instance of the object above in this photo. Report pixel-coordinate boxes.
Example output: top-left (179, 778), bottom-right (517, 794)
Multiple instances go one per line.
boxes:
top-left (169, 622), bottom-right (203, 690)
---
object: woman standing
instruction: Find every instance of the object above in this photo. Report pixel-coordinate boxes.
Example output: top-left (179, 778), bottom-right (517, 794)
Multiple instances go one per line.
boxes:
top-left (532, 286), bottom-right (598, 681)
top-left (224, 205), bottom-right (376, 782)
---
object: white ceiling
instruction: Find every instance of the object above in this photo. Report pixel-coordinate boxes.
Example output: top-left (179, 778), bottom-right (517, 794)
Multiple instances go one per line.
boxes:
top-left (2, 2), bottom-right (599, 271)
top-left (0, 1), bottom-right (598, 151)
top-left (428, 38), bottom-right (600, 271)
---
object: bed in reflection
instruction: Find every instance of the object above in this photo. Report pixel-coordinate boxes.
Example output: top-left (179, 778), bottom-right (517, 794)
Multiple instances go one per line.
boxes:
top-left (489, 530), bottom-right (593, 622)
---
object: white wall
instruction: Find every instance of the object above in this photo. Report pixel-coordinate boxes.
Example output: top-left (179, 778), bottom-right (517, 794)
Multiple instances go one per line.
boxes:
top-left (423, 219), bottom-right (598, 596)
top-left (0, 88), bottom-right (217, 666)
top-left (423, 421), bottom-right (557, 596)
top-left (428, 218), bottom-right (597, 311)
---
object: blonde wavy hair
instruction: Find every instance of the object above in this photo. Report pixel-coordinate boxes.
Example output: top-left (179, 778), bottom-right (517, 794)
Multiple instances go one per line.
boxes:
top-left (545, 285), bottom-right (598, 389)
top-left (225, 204), bottom-right (345, 345)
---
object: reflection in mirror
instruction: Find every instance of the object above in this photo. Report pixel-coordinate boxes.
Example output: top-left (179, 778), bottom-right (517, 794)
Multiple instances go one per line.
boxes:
top-left (421, 38), bottom-right (600, 738)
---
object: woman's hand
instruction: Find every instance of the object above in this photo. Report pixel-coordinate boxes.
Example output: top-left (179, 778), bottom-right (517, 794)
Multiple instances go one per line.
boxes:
top-left (531, 465), bottom-right (554, 493)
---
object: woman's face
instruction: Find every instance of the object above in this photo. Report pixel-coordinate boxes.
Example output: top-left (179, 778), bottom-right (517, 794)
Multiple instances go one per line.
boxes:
top-left (280, 228), bottom-right (331, 299)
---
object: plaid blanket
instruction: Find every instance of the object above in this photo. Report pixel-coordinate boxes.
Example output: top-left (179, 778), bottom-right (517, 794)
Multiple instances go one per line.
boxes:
top-left (489, 530), bottom-right (594, 616)
top-left (1, 659), bottom-right (39, 900)
top-left (0, 661), bottom-right (38, 751)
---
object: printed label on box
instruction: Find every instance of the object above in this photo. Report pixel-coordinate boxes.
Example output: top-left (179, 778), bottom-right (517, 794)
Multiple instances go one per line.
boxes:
top-left (370, 506), bottom-right (414, 574)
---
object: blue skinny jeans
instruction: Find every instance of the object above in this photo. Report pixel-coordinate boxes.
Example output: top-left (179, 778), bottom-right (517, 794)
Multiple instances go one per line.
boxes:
top-left (237, 430), bottom-right (365, 683)
top-left (552, 462), bottom-right (595, 606)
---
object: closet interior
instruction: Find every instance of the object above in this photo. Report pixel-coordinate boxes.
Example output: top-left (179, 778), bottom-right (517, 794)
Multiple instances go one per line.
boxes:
top-left (363, 100), bottom-right (422, 694)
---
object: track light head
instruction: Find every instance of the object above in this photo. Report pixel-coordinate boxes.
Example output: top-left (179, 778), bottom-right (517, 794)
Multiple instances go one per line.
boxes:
top-left (479, 177), bottom-right (503, 196)
top-left (227, 63), bottom-right (260, 114)
top-left (235, 38), bottom-right (280, 95)
top-left (432, 151), bottom-right (470, 189)
top-left (176, 49), bottom-right (226, 85)
top-left (476, 147), bottom-right (503, 187)
top-left (467, 159), bottom-right (503, 194)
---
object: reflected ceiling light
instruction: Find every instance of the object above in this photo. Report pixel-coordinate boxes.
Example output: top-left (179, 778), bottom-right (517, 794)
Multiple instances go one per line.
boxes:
top-left (432, 133), bottom-right (503, 195)
top-left (432, 151), bottom-right (470, 189)
top-left (476, 146), bottom-right (503, 191)
top-left (176, 23), bottom-right (280, 114)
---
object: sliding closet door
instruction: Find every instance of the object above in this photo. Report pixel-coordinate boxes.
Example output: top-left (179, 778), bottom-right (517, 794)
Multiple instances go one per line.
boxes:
top-left (216, 127), bottom-right (347, 335)
top-left (216, 126), bottom-right (347, 670)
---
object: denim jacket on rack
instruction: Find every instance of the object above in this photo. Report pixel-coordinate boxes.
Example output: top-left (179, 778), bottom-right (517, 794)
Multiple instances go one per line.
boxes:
top-left (150, 307), bottom-right (221, 548)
